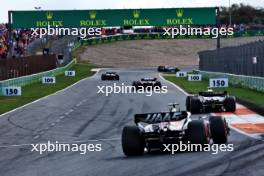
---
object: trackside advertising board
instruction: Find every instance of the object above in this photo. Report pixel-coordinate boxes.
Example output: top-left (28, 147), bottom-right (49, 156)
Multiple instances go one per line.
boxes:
top-left (10, 8), bottom-right (216, 28)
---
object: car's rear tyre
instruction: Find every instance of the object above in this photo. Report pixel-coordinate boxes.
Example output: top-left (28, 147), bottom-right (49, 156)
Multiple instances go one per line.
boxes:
top-left (224, 96), bottom-right (236, 112)
top-left (187, 120), bottom-right (209, 145)
top-left (154, 81), bottom-right (162, 88)
top-left (158, 66), bottom-right (164, 72)
top-left (122, 126), bottom-right (145, 156)
top-left (175, 68), bottom-right (180, 72)
top-left (132, 81), bottom-right (139, 91)
top-left (101, 74), bottom-right (106, 80)
top-left (186, 96), bottom-right (192, 111)
top-left (190, 97), bottom-right (202, 114)
top-left (115, 75), bottom-right (119, 80)
top-left (209, 116), bottom-right (228, 144)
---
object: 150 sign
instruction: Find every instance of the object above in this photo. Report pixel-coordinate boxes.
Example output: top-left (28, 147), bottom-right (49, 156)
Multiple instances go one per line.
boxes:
top-left (2, 87), bottom-right (22, 96)
top-left (209, 78), bottom-right (228, 88)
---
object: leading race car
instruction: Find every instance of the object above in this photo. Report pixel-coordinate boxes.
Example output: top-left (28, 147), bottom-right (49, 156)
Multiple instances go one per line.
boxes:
top-left (101, 72), bottom-right (119, 80)
top-left (186, 88), bottom-right (236, 114)
top-left (157, 66), bottom-right (180, 73)
top-left (122, 103), bottom-right (229, 156)
top-left (132, 78), bottom-right (162, 90)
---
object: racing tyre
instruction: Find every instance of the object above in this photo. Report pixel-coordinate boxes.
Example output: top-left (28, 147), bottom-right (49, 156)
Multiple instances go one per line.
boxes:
top-left (224, 97), bottom-right (236, 112)
top-left (132, 81), bottom-right (139, 90)
top-left (190, 97), bottom-right (202, 114)
top-left (187, 120), bottom-right (209, 145)
top-left (186, 96), bottom-right (192, 111)
top-left (154, 81), bottom-right (162, 88)
top-left (115, 75), bottom-right (120, 80)
top-left (175, 68), bottom-right (180, 72)
top-left (122, 126), bottom-right (145, 156)
top-left (158, 66), bottom-right (164, 72)
top-left (101, 74), bottom-right (106, 80)
top-left (209, 116), bottom-right (228, 144)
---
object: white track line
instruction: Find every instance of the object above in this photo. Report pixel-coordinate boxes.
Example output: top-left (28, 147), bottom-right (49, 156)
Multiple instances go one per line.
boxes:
top-left (159, 73), bottom-right (189, 96)
top-left (0, 68), bottom-right (101, 119)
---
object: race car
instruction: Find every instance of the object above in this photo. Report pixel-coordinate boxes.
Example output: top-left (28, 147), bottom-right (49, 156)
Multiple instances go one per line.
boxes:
top-left (122, 103), bottom-right (229, 156)
top-left (186, 88), bottom-right (236, 114)
top-left (132, 78), bottom-right (162, 90)
top-left (101, 72), bottom-right (119, 80)
top-left (157, 66), bottom-right (180, 73)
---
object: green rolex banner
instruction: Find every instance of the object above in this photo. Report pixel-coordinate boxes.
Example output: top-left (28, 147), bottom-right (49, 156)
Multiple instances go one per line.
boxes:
top-left (10, 8), bottom-right (216, 28)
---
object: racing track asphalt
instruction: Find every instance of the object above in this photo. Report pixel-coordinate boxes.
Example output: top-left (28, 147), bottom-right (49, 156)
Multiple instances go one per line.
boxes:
top-left (0, 68), bottom-right (263, 176)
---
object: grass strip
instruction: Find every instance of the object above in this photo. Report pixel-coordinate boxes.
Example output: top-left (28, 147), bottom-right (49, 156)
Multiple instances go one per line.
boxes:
top-left (0, 63), bottom-right (94, 115)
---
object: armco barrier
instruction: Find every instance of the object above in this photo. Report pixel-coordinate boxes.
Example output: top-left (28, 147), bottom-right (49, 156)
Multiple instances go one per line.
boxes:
top-left (196, 70), bottom-right (264, 92)
top-left (0, 59), bottom-right (77, 95)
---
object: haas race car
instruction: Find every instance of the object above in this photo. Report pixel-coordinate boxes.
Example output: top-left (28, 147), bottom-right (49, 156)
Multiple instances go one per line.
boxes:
top-left (122, 103), bottom-right (229, 156)
top-left (101, 72), bottom-right (119, 80)
top-left (186, 88), bottom-right (236, 114)
top-left (132, 78), bottom-right (162, 90)
top-left (157, 66), bottom-right (180, 73)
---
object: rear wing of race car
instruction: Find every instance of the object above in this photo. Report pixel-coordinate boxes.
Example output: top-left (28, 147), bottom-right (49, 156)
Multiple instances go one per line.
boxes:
top-left (198, 91), bottom-right (227, 97)
top-left (105, 72), bottom-right (117, 74)
top-left (141, 78), bottom-right (157, 81)
top-left (134, 111), bottom-right (188, 124)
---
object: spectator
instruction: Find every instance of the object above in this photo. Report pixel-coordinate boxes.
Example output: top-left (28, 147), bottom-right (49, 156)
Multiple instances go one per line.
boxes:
top-left (0, 23), bottom-right (38, 58)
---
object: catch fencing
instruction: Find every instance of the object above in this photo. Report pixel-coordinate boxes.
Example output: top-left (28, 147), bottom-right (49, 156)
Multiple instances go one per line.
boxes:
top-left (0, 55), bottom-right (57, 80)
top-left (195, 70), bottom-right (264, 93)
top-left (0, 59), bottom-right (76, 95)
top-left (199, 40), bottom-right (264, 77)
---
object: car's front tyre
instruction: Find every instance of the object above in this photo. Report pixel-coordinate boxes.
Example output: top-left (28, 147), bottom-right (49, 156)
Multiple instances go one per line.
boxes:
top-left (224, 96), bottom-right (236, 112)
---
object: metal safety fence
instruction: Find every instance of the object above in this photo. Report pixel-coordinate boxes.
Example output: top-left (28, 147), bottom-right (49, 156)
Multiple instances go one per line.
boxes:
top-left (196, 70), bottom-right (264, 93)
top-left (199, 40), bottom-right (264, 77)
top-left (0, 55), bottom-right (57, 80)
top-left (0, 59), bottom-right (77, 95)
